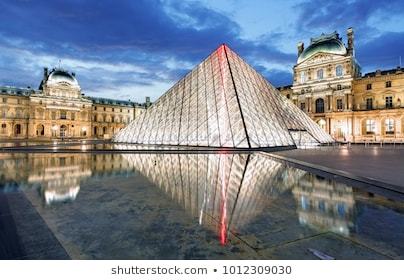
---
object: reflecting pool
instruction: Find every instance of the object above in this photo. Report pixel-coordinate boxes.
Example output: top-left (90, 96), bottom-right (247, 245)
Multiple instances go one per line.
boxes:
top-left (0, 152), bottom-right (403, 259)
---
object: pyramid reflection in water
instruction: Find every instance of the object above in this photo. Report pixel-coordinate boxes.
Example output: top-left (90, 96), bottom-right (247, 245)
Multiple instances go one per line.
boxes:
top-left (114, 44), bottom-right (333, 148)
top-left (121, 152), bottom-right (302, 244)
top-left (120, 151), bottom-right (356, 244)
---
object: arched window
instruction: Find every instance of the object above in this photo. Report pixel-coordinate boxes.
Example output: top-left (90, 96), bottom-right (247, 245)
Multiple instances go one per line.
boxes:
top-left (317, 69), bottom-right (324, 80)
top-left (14, 124), bottom-right (21, 135)
top-left (385, 119), bottom-right (394, 134)
top-left (336, 65), bottom-right (343, 76)
top-left (36, 124), bottom-right (44, 136)
top-left (315, 98), bottom-right (324, 113)
top-left (366, 119), bottom-right (376, 134)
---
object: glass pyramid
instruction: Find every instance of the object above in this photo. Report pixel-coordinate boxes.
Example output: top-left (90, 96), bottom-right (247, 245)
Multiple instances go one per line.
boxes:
top-left (114, 44), bottom-right (333, 148)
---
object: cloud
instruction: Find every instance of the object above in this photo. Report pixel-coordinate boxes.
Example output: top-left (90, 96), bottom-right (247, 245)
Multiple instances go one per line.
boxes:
top-left (1, 0), bottom-right (403, 99)
top-left (0, 0), bottom-right (296, 100)
top-left (357, 32), bottom-right (404, 72)
top-left (295, 0), bottom-right (404, 33)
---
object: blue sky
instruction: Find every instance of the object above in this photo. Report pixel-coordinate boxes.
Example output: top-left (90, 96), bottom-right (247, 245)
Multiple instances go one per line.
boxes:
top-left (1, 0), bottom-right (404, 102)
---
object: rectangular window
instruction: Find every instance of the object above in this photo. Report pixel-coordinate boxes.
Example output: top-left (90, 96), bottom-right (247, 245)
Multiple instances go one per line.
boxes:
top-left (366, 119), bottom-right (376, 134)
top-left (337, 99), bottom-right (343, 110)
top-left (51, 112), bottom-right (56, 120)
top-left (104, 107), bottom-right (106, 111)
top-left (2, 97), bottom-right (7, 103)
top-left (71, 112), bottom-right (75, 120)
top-left (60, 111), bottom-right (67, 119)
top-left (300, 102), bottom-right (306, 111)
top-left (366, 98), bottom-right (373, 110)
top-left (386, 81), bottom-right (392, 88)
top-left (300, 72), bottom-right (306, 83)
top-left (1, 123), bottom-right (6, 134)
top-left (366, 83), bottom-right (372, 90)
top-left (385, 96), bottom-right (393, 108)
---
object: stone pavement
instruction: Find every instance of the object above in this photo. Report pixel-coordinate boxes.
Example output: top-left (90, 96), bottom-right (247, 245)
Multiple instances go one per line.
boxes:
top-left (274, 146), bottom-right (404, 190)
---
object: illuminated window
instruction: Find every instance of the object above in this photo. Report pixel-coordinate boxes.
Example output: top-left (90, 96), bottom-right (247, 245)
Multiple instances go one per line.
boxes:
top-left (366, 119), bottom-right (376, 134)
top-left (300, 71), bottom-right (306, 83)
top-left (317, 69), bottom-right (324, 80)
top-left (336, 65), bottom-right (343, 76)
top-left (385, 119), bottom-right (394, 134)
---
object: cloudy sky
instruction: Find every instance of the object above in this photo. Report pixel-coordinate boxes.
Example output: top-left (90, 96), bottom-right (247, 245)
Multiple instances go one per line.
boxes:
top-left (1, 0), bottom-right (404, 102)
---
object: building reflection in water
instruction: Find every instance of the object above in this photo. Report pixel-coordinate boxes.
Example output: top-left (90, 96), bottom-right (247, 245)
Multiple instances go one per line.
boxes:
top-left (292, 173), bottom-right (355, 236)
top-left (26, 156), bottom-right (92, 205)
top-left (0, 153), bottom-right (135, 205)
top-left (0, 151), bottom-right (357, 243)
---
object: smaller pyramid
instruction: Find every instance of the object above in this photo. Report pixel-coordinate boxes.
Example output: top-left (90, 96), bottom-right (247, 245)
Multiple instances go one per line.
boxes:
top-left (114, 44), bottom-right (333, 148)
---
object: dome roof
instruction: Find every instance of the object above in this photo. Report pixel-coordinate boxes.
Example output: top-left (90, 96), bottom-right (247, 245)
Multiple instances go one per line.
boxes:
top-left (47, 69), bottom-right (78, 86)
top-left (297, 33), bottom-right (347, 64)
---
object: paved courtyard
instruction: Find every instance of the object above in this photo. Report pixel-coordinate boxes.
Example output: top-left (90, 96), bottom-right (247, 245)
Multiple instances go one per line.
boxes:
top-left (274, 145), bottom-right (404, 191)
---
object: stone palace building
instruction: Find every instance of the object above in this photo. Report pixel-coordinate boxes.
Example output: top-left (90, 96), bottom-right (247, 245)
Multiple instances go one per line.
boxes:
top-left (0, 67), bottom-right (149, 139)
top-left (279, 28), bottom-right (404, 143)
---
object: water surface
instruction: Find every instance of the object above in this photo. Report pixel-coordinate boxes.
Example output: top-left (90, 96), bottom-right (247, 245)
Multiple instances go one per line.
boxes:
top-left (0, 152), bottom-right (403, 259)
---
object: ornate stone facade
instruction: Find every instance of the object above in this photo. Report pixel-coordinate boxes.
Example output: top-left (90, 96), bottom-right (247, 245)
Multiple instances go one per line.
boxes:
top-left (279, 28), bottom-right (404, 143)
top-left (0, 68), bottom-right (149, 139)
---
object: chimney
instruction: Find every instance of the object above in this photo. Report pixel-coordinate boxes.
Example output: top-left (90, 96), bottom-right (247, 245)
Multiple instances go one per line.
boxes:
top-left (347, 27), bottom-right (354, 56)
top-left (297, 42), bottom-right (304, 56)
top-left (43, 67), bottom-right (48, 80)
top-left (145, 96), bottom-right (151, 108)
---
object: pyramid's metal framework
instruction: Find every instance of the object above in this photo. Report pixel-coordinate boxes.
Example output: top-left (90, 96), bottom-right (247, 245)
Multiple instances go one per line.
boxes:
top-left (113, 44), bottom-right (333, 148)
